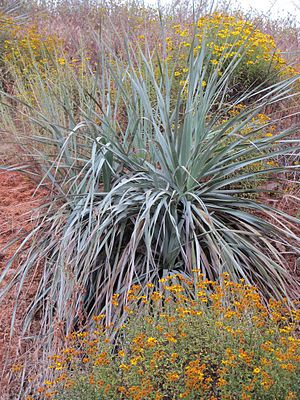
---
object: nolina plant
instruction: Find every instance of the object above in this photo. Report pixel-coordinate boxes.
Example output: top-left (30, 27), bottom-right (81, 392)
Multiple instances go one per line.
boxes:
top-left (0, 20), bottom-right (299, 344)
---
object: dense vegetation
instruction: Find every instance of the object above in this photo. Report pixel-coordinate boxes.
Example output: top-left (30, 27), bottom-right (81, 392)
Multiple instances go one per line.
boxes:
top-left (41, 276), bottom-right (300, 400)
top-left (0, 1), bottom-right (299, 399)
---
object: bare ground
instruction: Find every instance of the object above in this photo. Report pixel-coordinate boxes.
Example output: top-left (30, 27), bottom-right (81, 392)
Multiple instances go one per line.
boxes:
top-left (0, 140), bottom-right (47, 399)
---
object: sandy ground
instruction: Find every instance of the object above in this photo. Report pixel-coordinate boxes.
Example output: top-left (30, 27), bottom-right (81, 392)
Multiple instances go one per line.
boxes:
top-left (0, 139), bottom-right (47, 399)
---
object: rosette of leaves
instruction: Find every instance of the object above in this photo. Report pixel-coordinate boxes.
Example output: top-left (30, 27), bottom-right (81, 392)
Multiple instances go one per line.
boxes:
top-left (1, 25), bottom-right (299, 345)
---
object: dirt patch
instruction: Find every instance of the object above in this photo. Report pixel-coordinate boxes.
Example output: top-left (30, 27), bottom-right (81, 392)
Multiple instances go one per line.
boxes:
top-left (0, 169), bottom-right (47, 399)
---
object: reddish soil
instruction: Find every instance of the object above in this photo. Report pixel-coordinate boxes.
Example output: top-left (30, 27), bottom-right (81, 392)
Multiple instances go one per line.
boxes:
top-left (0, 169), bottom-right (47, 399)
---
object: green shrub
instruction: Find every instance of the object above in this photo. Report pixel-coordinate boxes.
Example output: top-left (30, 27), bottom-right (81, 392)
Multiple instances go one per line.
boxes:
top-left (0, 6), bottom-right (64, 94)
top-left (164, 12), bottom-right (296, 101)
top-left (38, 276), bottom-right (300, 400)
top-left (0, 12), bottom-right (15, 89)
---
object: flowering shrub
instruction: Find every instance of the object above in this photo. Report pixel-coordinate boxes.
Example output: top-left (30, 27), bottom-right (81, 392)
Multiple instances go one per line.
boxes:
top-left (165, 13), bottom-right (295, 98)
top-left (36, 275), bottom-right (300, 400)
top-left (0, 13), bottom-right (63, 86)
top-left (0, 13), bottom-right (15, 88)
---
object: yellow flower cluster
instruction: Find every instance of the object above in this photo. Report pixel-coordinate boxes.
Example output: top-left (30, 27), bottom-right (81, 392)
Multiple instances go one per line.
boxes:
top-left (0, 13), bottom-right (93, 100)
top-left (166, 12), bottom-right (295, 94)
top-left (0, 14), bottom-right (62, 78)
top-left (35, 274), bottom-right (299, 400)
